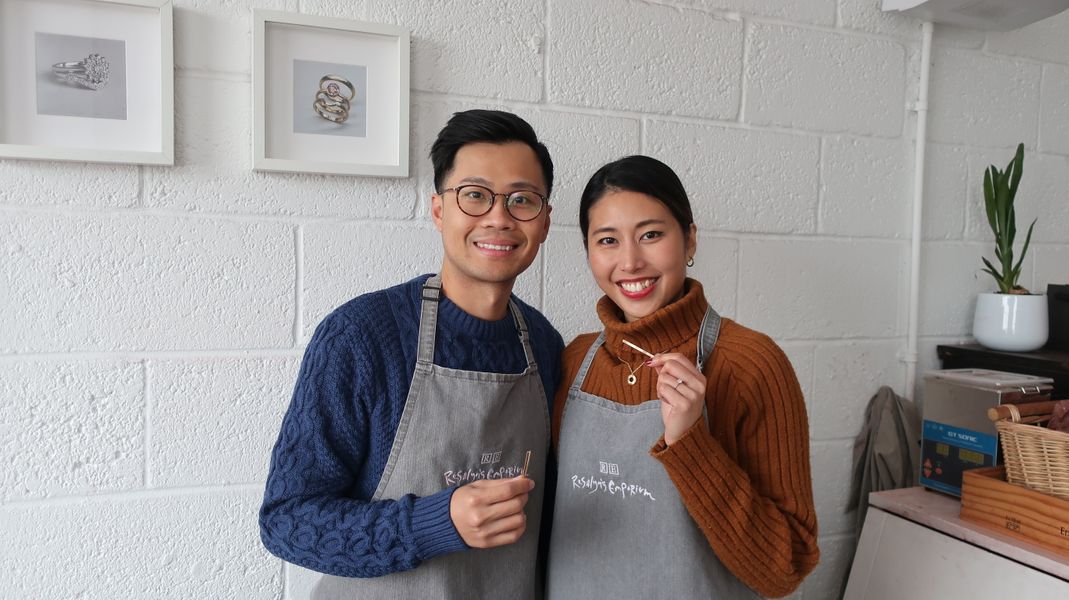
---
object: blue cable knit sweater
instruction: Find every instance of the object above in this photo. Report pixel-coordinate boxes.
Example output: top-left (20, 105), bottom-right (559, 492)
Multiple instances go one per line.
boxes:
top-left (259, 274), bottom-right (563, 577)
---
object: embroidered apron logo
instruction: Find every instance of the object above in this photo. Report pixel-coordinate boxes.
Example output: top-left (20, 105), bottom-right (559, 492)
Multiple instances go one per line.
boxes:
top-left (443, 457), bottom-right (525, 486)
top-left (599, 461), bottom-right (620, 475)
top-left (570, 474), bottom-right (656, 502)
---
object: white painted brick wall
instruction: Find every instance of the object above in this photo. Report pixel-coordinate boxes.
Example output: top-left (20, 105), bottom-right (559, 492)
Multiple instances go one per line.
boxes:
top-left (0, 490), bottom-right (280, 599)
top-left (810, 341), bottom-right (905, 442)
top-left (646, 120), bottom-right (820, 234)
top-left (810, 440), bottom-right (855, 536)
top-left (174, 0), bottom-right (297, 73)
top-left (921, 143), bottom-right (970, 240)
top-left (1034, 246), bottom-right (1069, 290)
top-left (548, 0), bottom-right (743, 118)
top-left (674, 0), bottom-right (837, 26)
top-left (371, 0), bottom-right (546, 101)
top-left (1, 361), bottom-right (143, 502)
top-left (928, 47), bottom-right (1042, 148)
top-left (1, 213), bottom-right (293, 352)
top-left (1040, 64), bottom-right (1069, 156)
top-left (4, 1), bottom-right (1069, 599)
top-left (745, 23), bottom-right (906, 136)
top-left (918, 242), bottom-right (998, 336)
top-left (0, 162), bottom-right (138, 208)
top-left (820, 135), bottom-right (911, 238)
top-left (736, 239), bottom-right (904, 339)
top-left (150, 357), bottom-right (300, 487)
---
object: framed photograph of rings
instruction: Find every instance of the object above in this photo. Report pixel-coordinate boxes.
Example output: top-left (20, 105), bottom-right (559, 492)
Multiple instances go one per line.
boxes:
top-left (253, 10), bottom-right (410, 177)
top-left (0, 0), bottom-right (174, 165)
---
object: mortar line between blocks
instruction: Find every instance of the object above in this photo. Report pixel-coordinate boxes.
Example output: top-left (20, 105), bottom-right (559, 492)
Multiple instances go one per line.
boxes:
top-left (2, 483), bottom-right (267, 508)
top-left (143, 359), bottom-right (153, 489)
top-left (542, 0), bottom-right (550, 104)
top-left (1036, 65), bottom-right (1046, 153)
top-left (815, 137), bottom-right (825, 234)
top-left (0, 348), bottom-right (306, 361)
top-left (136, 165), bottom-right (145, 208)
top-left (737, 18), bottom-right (750, 124)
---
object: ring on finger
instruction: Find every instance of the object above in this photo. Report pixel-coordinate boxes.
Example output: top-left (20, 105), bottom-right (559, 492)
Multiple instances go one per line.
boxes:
top-left (674, 377), bottom-right (685, 389)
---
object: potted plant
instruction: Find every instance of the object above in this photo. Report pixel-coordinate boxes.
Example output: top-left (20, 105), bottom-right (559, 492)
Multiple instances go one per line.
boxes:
top-left (972, 143), bottom-right (1048, 352)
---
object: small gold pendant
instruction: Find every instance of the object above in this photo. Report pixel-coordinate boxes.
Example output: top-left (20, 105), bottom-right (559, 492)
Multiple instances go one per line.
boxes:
top-left (627, 374), bottom-right (637, 385)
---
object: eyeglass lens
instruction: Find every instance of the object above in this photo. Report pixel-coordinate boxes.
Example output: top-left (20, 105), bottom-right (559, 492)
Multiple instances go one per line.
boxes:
top-left (455, 185), bottom-right (544, 221)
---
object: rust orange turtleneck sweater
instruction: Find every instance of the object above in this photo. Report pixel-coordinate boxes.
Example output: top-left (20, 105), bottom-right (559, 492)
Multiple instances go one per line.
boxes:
top-left (551, 280), bottom-right (819, 598)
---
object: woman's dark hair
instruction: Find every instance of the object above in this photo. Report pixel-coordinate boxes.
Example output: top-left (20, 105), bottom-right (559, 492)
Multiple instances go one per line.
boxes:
top-left (430, 109), bottom-right (554, 198)
top-left (579, 155), bottom-right (694, 247)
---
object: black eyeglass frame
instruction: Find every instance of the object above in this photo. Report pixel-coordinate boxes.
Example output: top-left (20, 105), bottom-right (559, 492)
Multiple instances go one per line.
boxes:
top-left (441, 185), bottom-right (548, 222)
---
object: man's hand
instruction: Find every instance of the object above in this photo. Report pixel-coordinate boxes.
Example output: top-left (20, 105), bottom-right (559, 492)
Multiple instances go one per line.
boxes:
top-left (449, 477), bottom-right (534, 548)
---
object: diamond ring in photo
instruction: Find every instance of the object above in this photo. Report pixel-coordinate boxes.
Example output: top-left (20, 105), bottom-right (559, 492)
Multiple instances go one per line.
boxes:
top-left (51, 53), bottom-right (110, 90)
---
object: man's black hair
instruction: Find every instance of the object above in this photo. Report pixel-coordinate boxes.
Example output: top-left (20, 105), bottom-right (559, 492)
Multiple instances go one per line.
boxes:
top-left (430, 109), bottom-right (554, 198)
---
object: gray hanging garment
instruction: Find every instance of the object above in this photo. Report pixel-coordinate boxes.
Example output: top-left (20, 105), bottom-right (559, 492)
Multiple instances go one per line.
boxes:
top-left (846, 385), bottom-right (921, 534)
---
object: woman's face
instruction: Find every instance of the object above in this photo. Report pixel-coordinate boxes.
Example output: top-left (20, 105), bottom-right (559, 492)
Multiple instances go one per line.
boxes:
top-left (585, 189), bottom-right (696, 322)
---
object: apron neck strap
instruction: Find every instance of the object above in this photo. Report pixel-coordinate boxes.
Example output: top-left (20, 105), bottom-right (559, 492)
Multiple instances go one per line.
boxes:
top-left (417, 275), bottom-right (537, 368)
top-left (508, 299), bottom-right (537, 369)
top-left (417, 276), bottom-right (444, 366)
top-left (570, 332), bottom-right (606, 393)
top-left (695, 307), bottom-right (722, 373)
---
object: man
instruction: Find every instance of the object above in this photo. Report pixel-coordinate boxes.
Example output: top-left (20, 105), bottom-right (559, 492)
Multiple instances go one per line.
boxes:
top-left (259, 110), bottom-right (562, 600)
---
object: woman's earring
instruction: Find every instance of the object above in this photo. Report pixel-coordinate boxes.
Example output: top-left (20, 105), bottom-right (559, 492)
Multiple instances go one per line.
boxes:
top-left (687, 257), bottom-right (695, 268)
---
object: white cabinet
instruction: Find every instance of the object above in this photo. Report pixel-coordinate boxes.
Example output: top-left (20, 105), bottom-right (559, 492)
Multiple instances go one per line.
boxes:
top-left (845, 488), bottom-right (1069, 600)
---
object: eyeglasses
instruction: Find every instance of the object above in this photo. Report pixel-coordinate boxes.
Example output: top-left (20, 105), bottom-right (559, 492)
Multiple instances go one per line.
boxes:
top-left (442, 185), bottom-right (547, 222)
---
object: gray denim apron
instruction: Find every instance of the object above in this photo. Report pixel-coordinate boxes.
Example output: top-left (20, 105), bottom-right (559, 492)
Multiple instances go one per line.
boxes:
top-left (312, 275), bottom-right (549, 600)
top-left (547, 307), bottom-right (759, 599)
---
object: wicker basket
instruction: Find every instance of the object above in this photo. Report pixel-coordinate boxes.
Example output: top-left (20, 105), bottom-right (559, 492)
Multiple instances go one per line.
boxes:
top-left (994, 403), bottom-right (1069, 500)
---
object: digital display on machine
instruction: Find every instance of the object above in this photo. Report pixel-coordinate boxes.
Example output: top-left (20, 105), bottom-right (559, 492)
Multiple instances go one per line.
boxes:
top-left (958, 448), bottom-right (985, 466)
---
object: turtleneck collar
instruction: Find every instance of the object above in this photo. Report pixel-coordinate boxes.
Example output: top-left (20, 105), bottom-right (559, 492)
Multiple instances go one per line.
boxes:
top-left (596, 278), bottom-right (710, 362)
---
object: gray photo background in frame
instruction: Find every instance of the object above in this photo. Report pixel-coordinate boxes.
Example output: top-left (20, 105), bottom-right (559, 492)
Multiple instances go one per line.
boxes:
top-left (35, 32), bottom-right (127, 120)
top-left (292, 59), bottom-right (367, 138)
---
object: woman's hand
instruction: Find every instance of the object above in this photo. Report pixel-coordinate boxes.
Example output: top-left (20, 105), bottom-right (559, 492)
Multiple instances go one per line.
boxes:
top-left (648, 353), bottom-right (706, 446)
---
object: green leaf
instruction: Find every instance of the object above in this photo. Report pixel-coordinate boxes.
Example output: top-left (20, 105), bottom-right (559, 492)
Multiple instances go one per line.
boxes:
top-left (983, 168), bottom-right (998, 232)
top-left (1010, 218), bottom-right (1037, 287)
top-left (1007, 143), bottom-right (1024, 201)
top-left (981, 256), bottom-right (1003, 281)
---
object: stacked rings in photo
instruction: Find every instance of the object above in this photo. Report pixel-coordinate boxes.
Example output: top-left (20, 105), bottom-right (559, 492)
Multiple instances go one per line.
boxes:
top-left (51, 53), bottom-right (110, 90)
top-left (313, 74), bottom-right (355, 123)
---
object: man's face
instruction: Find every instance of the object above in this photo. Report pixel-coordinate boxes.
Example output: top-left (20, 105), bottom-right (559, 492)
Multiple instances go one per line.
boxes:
top-left (432, 141), bottom-right (551, 291)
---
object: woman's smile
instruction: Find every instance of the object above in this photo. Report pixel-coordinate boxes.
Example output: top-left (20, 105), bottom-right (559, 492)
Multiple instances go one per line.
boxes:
top-left (617, 277), bottom-right (659, 298)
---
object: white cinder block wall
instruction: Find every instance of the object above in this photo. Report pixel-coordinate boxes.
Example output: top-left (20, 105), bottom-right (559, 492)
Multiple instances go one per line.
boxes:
top-left (3, 1), bottom-right (1068, 598)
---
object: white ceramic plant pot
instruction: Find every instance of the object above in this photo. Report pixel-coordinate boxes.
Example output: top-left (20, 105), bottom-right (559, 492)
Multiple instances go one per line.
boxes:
top-left (972, 292), bottom-right (1048, 352)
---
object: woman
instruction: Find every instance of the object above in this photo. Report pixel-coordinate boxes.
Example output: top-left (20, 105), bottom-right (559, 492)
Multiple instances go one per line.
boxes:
top-left (547, 156), bottom-right (819, 599)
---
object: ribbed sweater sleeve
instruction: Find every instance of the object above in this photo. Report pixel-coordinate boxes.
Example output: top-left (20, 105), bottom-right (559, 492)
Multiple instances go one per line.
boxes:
top-left (259, 311), bottom-right (465, 577)
top-left (650, 330), bottom-right (818, 598)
